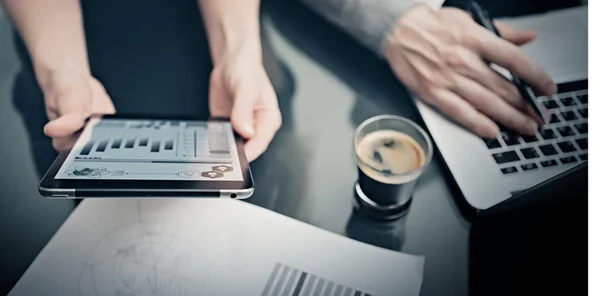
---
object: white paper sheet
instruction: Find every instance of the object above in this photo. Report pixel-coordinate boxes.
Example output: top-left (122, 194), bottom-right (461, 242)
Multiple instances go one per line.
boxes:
top-left (9, 199), bottom-right (424, 296)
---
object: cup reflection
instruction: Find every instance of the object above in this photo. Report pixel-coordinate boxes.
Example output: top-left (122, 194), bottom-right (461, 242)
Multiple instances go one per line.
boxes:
top-left (345, 191), bottom-right (409, 251)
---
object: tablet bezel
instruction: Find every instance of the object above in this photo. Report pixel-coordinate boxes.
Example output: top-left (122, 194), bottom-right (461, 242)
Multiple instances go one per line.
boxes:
top-left (39, 115), bottom-right (253, 196)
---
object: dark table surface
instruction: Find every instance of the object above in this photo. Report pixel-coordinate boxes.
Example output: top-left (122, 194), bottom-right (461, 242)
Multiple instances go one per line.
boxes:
top-left (2, 2), bottom-right (473, 295)
top-left (252, 5), bottom-right (472, 296)
top-left (10, 0), bottom-right (586, 294)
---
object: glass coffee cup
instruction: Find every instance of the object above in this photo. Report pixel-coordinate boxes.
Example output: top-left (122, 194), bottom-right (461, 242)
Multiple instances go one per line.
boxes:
top-left (353, 115), bottom-right (433, 218)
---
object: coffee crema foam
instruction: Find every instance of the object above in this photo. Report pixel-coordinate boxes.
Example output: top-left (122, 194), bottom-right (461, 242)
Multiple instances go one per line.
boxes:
top-left (356, 130), bottom-right (425, 184)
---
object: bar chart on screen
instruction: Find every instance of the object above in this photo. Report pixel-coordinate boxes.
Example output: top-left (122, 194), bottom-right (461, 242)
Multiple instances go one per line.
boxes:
top-left (76, 120), bottom-right (228, 160)
top-left (55, 119), bottom-right (244, 181)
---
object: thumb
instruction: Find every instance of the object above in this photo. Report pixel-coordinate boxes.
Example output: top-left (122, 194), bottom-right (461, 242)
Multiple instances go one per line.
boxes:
top-left (44, 86), bottom-right (93, 138)
top-left (44, 113), bottom-right (88, 138)
top-left (230, 89), bottom-right (256, 139)
top-left (495, 21), bottom-right (537, 45)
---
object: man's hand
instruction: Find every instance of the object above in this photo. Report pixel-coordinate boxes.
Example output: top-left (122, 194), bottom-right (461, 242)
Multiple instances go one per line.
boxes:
top-left (209, 49), bottom-right (282, 162)
top-left (41, 71), bottom-right (115, 150)
top-left (385, 5), bottom-right (557, 138)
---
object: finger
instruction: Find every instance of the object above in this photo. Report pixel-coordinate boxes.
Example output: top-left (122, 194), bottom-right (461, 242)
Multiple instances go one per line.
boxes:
top-left (450, 48), bottom-right (521, 106)
top-left (464, 26), bottom-right (556, 95)
top-left (52, 134), bottom-right (79, 152)
top-left (244, 108), bottom-right (282, 162)
top-left (426, 89), bottom-right (499, 138)
top-left (230, 85), bottom-right (258, 139)
top-left (495, 21), bottom-right (537, 45)
top-left (44, 80), bottom-right (94, 137)
top-left (44, 113), bottom-right (88, 138)
top-left (46, 109), bottom-right (59, 121)
top-left (90, 79), bottom-right (116, 115)
top-left (451, 48), bottom-right (532, 113)
top-left (447, 48), bottom-right (548, 125)
top-left (452, 75), bottom-right (539, 136)
top-left (92, 94), bottom-right (116, 115)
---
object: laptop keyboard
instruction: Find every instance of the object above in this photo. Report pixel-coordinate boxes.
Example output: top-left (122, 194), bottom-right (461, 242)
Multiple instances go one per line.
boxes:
top-left (484, 80), bottom-right (588, 175)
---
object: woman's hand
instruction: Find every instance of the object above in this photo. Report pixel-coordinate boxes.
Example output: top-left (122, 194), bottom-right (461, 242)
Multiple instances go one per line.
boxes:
top-left (199, 0), bottom-right (281, 162)
top-left (41, 70), bottom-right (115, 151)
top-left (209, 48), bottom-right (281, 162)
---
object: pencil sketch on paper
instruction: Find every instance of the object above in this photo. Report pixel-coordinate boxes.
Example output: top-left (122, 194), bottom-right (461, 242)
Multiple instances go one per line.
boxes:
top-left (77, 226), bottom-right (210, 296)
top-left (77, 202), bottom-right (220, 296)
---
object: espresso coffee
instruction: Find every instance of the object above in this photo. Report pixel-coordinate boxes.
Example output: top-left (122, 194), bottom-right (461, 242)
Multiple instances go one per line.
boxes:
top-left (357, 130), bottom-right (425, 183)
top-left (356, 130), bottom-right (426, 207)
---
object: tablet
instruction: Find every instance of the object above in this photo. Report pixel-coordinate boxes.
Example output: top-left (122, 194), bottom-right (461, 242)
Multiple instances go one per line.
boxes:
top-left (39, 115), bottom-right (254, 199)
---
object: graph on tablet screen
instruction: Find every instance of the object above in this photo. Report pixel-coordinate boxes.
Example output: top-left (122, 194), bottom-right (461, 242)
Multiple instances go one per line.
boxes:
top-left (55, 119), bottom-right (243, 181)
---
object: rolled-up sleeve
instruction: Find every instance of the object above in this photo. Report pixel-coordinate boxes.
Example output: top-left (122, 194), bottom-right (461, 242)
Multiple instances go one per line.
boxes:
top-left (299, 0), bottom-right (445, 56)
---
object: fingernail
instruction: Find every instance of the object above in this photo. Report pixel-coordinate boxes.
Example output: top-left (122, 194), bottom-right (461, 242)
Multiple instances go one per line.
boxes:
top-left (547, 82), bottom-right (558, 94)
top-left (488, 130), bottom-right (500, 139)
top-left (526, 120), bottom-right (539, 135)
top-left (485, 126), bottom-right (500, 139)
top-left (244, 124), bottom-right (255, 136)
top-left (542, 108), bottom-right (550, 124)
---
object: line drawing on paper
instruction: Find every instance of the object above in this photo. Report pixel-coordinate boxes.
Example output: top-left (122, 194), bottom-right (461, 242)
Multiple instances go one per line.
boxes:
top-left (77, 202), bottom-right (213, 296)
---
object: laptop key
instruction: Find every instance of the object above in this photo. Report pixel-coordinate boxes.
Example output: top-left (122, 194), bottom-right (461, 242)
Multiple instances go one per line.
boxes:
top-left (578, 108), bottom-right (588, 118)
top-left (580, 154), bottom-right (588, 161)
top-left (560, 111), bottom-right (578, 121)
top-left (575, 138), bottom-right (587, 150)
top-left (484, 138), bottom-right (502, 149)
top-left (521, 135), bottom-right (539, 143)
top-left (578, 94), bottom-right (588, 104)
top-left (557, 80), bottom-right (588, 93)
top-left (549, 114), bottom-right (561, 124)
top-left (540, 129), bottom-right (557, 140)
top-left (543, 100), bottom-right (559, 109)
top-left (556, 126), bottom-right (575, 137)
top-left (493, 151), bottom-right (520, 164)
top-left (560, 97), bottom-right (576, 106)
top-left (541, 159), bottom-right (558, 167)
top-left (557, 141), bottom-right (576, 153)
top-left (521, 163), bottom-right (538, 171)
top-left (560, 156), bottom-right (578, 164)
top-left (501, 132), bottom-right (520, 146)
top-left (501, 167), bottom-right (518, 174)
top-left (520, 148), bottom-right (539, 159)
top-left (574, 123), bottom-right (587, 134)
top-left (539, 144), bottom-right (558, 156)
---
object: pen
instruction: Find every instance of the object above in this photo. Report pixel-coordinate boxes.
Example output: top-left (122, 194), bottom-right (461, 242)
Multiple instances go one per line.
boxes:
top-left (466, 1), bottom-right (548, 125)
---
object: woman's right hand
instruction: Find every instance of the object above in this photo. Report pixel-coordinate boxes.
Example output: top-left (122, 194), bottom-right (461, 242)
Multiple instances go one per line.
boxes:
top-left (40, 71), bottom-right (115, 150)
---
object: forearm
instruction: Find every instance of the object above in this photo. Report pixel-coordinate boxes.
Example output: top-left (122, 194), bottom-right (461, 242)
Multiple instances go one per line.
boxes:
top-left (299, 0), bottom-right (445, 56)
top-left (198, 0), bottom-right (262, 64)
top-left (2, 0), bottom-right (89, 85)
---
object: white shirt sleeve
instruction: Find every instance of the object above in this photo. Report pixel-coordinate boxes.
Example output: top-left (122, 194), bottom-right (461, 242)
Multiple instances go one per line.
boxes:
top-left (299, 0), bottom-right (445, 57)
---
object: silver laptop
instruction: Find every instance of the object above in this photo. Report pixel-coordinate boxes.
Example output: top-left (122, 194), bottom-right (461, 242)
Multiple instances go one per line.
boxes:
top-left (415, 6), bottom-right (588, 210)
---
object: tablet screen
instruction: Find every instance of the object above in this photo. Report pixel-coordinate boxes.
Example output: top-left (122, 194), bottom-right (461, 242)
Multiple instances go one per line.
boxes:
top-left (55, 118), bottom-right (244, 181)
